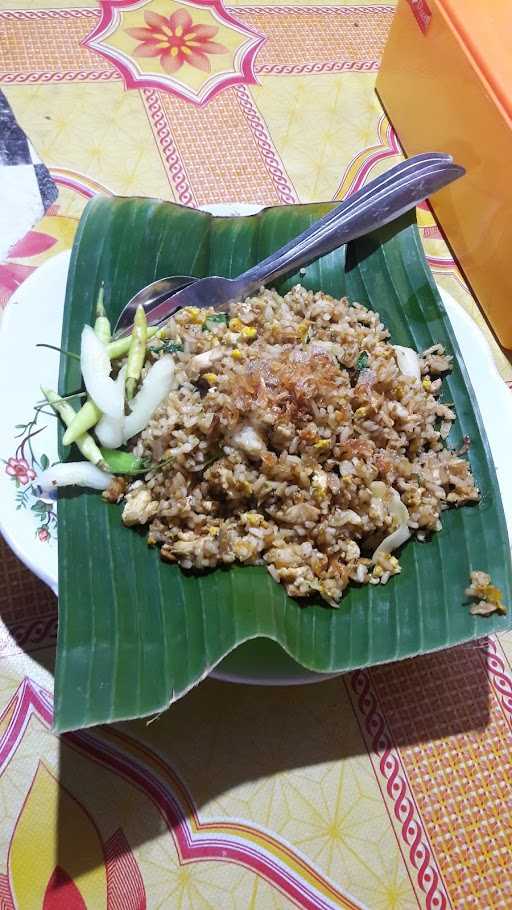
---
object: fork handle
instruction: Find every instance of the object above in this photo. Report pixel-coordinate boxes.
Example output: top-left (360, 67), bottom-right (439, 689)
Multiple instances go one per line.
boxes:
top-left (230, 154), bottom-right (463, 298)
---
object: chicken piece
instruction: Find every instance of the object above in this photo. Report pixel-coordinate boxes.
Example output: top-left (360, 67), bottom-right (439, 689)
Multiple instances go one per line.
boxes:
top-left (229, 423), bottom-right (267, 459)
top-left (189, 347), bottom-right (224, 373)
top-left (280, 503), bottom-right (320, 524)
top-left (122, 486), bottom-right (159, 526)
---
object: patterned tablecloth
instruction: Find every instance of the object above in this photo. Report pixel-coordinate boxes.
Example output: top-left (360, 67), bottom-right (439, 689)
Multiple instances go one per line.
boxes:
top-left (1, 1), bottom-right (512, 908)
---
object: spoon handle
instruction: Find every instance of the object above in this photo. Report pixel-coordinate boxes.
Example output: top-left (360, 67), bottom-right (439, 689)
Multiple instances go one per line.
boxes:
top-left (230, 154), bottom-right (464, 298)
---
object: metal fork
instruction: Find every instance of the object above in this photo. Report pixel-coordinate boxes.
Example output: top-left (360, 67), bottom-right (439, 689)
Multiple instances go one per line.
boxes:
top-left (114, 153), bottom-right (464, 335)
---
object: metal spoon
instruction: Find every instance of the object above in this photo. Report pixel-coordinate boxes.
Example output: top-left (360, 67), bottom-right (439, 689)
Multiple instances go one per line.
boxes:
top-left (114, 153), bottom-right (464, 336)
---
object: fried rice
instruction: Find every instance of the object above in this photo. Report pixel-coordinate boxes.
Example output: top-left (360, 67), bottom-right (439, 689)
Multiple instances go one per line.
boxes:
top-left (108, 285), bottom-right (479, 606)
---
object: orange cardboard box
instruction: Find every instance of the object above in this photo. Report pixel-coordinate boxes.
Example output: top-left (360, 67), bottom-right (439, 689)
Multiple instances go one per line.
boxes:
top-left (376, 0), bottom-right (512, 347)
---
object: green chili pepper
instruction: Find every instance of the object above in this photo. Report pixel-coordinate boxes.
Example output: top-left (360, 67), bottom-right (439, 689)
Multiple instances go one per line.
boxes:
top-left (99, 448), bottom-right (150, 475)
top-left (126, 304), bottom-right (148, 399)
top-left (42, 387), bottom-right (108, 471)
top-left (62, 399), bottom-right (101, 446)
top-left (107, 325), bottom-right (160, 360)
top-left (93, 284), bottom-right (111, 345)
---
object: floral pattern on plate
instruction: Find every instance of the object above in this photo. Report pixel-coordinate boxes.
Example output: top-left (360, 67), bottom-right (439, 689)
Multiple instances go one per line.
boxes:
top-left (3, 408), bottom-right (57, 542)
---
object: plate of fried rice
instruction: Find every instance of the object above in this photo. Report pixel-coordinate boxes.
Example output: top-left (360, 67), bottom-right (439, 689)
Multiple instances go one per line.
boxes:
top-left (1, 200), bottom-right (511, 727)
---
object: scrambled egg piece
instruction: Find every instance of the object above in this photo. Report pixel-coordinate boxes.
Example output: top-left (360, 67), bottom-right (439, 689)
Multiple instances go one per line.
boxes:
top-left (465, 570), bottom-right (507, 616)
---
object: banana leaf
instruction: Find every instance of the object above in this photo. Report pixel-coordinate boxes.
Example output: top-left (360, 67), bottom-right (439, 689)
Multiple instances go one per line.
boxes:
top-left (56, 197), bottom-right (512, 732)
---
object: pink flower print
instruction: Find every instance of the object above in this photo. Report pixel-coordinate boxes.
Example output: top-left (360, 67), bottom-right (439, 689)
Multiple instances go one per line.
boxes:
top-left (6, 457), bottom-right (36, 486)
top-left (126, 9), bottom-right (228, 75)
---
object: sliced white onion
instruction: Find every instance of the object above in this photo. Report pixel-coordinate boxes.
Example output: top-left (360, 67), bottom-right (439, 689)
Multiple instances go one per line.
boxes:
top-left (372, 524), bottom-right (411, 562)
top-left (369, 480), bottom-right (411, 561)
top-left (37, 462), bottom-right (112, 492)
top-left (370, 480), bottom-right (410, 527)
top-left (81, 325), bottom-right (123, 419)
top-left (95, 415), bottom-right (123, 448)
top-left (123, 355), bottom-right (174, 442)
top-left (393, 344), bottom-right (421, 381)
top-left (95, 366), bottom-right (126, 449)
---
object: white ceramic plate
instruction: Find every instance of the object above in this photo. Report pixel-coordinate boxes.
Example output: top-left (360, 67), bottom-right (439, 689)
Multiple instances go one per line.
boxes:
top-left (1, 205), bottom-right (512, 682)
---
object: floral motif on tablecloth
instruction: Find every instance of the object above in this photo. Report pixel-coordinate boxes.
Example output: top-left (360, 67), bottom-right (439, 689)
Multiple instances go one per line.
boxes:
top-left (0, 678), bottom-right (367, 910)
top-left (0, 212), bottom-right (78, 309)
top-left (0, 682), bottom-right (145, 908)
top-left (126, 8), bottom-right (228, 75)
top-left (3, 764), bottom-right (146, 908)
top-left (83, 0), bottom-right (265, 106)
